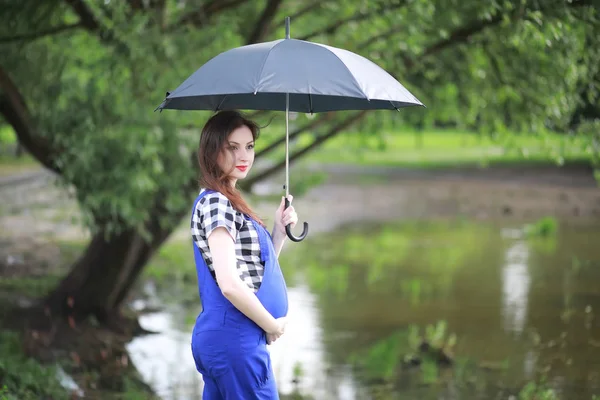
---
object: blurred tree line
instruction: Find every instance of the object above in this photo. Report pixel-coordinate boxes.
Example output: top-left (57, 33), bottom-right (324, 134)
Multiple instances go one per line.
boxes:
top-left (0, 0), bottom-right (597, 328)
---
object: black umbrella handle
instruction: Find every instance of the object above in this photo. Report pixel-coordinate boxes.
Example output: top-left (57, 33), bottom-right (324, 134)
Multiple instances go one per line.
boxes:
top-left (285, 197), bottom-right (308, 242)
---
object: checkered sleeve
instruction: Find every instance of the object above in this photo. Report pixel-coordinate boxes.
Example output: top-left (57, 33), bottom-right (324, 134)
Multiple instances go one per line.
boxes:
top-left (198, 192), bottom-right (239, 242)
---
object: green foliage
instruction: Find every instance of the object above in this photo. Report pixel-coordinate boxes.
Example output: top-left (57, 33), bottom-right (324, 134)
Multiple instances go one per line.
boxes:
top-left (518, 380), bottom-right (559, 400)
top-left (1, 0), bottom-right (598, 255)
top-left (424, 321), bottom-right (456, 352)
top-left (288, 170), bottom-right (328, 198)
top-left (349, 320), bottom-right (457, 385)
top-left (0, 154), bottom-right (37, 176)
top-left (302, 0), bottom-right (598, 135)
top-left (524, 217), bottom-right (558, 238)
top-left (283, 220), bottom-right (493, 300)
top-left (298, 128), bottom-right (592, 168)
top-left (120, 377), bottom-right (159, 400)
top-left (0, 275), bottom-right (62, 297)
top-left (1, 0), bottom-right (243, 238)
top-left (0, 126), bottom-right (15, 144)
top-left (0, 331), bottom-right (70, 400)
top-left (349, 330), bottom-right (406, 381)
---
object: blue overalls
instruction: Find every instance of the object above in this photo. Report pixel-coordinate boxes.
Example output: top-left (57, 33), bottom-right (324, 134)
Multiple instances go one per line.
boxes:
top-left (190, 190), bottom-right (289, 399)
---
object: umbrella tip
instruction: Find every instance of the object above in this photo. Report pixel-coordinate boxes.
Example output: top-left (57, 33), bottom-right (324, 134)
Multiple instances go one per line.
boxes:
top-left (154, 92), bottom-right (172, 112)
top-left (285, 17), bottom-right (290, 39)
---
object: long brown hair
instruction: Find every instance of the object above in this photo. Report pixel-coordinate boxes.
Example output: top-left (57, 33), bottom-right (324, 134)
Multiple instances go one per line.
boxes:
top-left (197, 110), bottom-right (265, 226)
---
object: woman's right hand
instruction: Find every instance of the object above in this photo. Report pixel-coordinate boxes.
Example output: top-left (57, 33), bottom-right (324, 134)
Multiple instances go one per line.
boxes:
top-left (266, 317), bottom-right (288, 344)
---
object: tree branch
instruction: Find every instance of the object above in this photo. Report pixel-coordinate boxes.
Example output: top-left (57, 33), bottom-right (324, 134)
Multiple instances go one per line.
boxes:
top-left (172, 0), bottom-right (251, 30)
top-left (64, 0), bottom-right (129, 52)
top-left (246, 0), bottom-right (284, 45)
top-left (298, 0), bottom-right (408, 41)
top-left (408, 0), bottom-right (590, 67)
top-left (0, 22), bottom-right (83, 44)
top-left (0, 66), bottom-right (60, 174)
top-left (255, 114), bottom-right (333, 159)
top-left (267, 0), bottom-right (324, 35)
top-left (357, 26), bottom-right (399, 50)
top-left (124, 0), bottom-right (168, 29)
top-left (155, 0), bottom-right (167, 30)
top-left (241, 111), bottom-right (367, 190)
top-left (65, 0), bottom-right (100, 31)
top-left (419, 15), bottom-right (503, 61)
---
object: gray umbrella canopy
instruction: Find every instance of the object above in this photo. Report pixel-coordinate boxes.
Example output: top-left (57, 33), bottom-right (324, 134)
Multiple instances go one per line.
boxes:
top-left (156, 38), bottom-right (423, 113)
top-left (157, 18), bottom-right (424, 242)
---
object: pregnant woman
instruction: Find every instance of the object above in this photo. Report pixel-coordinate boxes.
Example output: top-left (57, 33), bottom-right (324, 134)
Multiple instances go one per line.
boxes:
top-left (189, 110), bottom-right (298, 399)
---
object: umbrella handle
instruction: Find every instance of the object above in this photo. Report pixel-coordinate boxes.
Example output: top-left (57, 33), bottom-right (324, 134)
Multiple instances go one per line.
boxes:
top-left (285, 197), bottom-right (308, 242)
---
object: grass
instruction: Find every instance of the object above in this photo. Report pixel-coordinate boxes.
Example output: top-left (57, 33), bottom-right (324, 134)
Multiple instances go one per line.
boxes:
top-left (0, 155), bottom-right (38, 177)
top-left (0, 126), bottom-right (16, 144)
top-left (262, 128), bottom-right (594, 169)
top-left (0, 330), bottom-right (159, 400)
top-left (0, 240), bottom-right (85, 298)
top-left (0, 127), bottom-right (38, 176)
top-left (0, 235), bottom-right (162, 400)
top-left (0, 331), bottom-right (71, 400)
top-left (144, 239), bottom-right (196, 282)
top-left (1, 128), bottom-right (595, 179)
top-left (0, 274), bottom-right (62, 298)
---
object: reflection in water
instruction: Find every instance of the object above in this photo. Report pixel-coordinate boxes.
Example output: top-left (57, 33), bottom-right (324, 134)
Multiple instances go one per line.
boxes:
top-left (502, 240), bottom-right (531, 335)
top-left (127, 277), bottom-right (362, 400)
top-left (127, 309), bottom-right (204, 400)
top-left (269, 279), bottom-right (330, 397)
top-left (271, 278), bottom-right (366, 400)
top-left (125, 220), bottom-right (600, 400)
top-left (523, 350), bottom-right (537, 381)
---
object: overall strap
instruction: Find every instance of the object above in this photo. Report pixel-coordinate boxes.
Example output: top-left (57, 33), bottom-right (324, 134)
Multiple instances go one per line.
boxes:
top-left (191, 189), bottom-right (228, 312)
top-left (190, 189), bottom-right (215, 217)
top-left (248, 219), bottom-right (271, 264)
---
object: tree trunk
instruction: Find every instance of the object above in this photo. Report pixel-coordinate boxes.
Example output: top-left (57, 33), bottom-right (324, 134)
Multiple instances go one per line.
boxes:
top-left (44, 222), bottom-right (174, 332)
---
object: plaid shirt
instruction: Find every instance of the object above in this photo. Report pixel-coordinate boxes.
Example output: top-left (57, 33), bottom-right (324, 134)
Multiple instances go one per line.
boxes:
top-left (191, 189), bottom-right (264, 292)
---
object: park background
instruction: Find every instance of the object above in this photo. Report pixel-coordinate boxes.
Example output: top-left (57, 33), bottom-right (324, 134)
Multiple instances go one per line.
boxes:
top-left (1, 0), bottom-right (600, 399)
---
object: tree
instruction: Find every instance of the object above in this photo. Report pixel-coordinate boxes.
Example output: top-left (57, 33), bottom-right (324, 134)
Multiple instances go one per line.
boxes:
top-left (0, 0), bottom-right (288, 329)
top-left (0, 0), bottom-right (597, 330)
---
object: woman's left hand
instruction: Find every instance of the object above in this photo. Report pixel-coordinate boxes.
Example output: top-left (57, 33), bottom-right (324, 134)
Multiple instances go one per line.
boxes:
top-left (274, 195), bottom-right (298, 237)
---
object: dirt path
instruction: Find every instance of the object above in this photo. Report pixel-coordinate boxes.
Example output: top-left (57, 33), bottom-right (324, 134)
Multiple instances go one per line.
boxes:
top-left (258, 161), bottom-right (599, 228)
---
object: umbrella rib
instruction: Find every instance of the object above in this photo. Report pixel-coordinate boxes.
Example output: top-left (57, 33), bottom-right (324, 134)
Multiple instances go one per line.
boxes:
top-left (253, 40), bottom-right (284, 94)
top-left (321, 48), bottom-right (369, 101)
top-left (216, 95), bottom-right (228, 111)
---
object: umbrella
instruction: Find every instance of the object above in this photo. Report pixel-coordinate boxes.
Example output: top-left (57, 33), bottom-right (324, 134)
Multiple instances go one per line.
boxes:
top-left (156, 17), bottom-right (424, 242)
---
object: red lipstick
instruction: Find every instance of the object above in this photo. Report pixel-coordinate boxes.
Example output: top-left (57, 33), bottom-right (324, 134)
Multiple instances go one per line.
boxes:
top-left (236, 166), bottom-right (248, 172)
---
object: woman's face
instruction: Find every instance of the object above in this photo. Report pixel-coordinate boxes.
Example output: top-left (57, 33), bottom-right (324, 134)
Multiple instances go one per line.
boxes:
top-left (217, 125), bottom-right (255, 183)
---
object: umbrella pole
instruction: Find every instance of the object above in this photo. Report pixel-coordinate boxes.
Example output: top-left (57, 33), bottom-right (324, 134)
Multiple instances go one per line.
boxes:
top-left (284, 16), bottom-right (308, 243)
top-left (285, 17), bottom-right (291, 201)
top-left (285, 92), bottom-right (290, 200)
